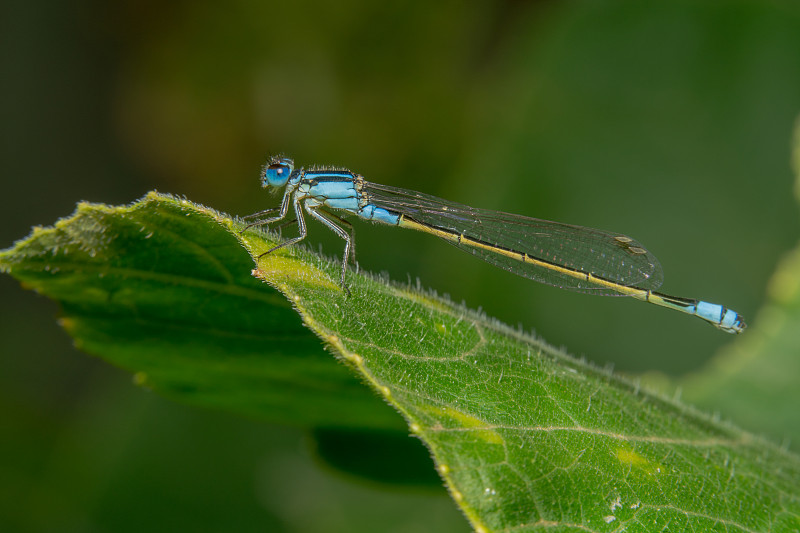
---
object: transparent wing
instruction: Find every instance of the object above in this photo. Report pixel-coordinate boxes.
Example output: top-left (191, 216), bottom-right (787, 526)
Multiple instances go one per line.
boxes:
top-left (363, 181), bottom-right (663, 295)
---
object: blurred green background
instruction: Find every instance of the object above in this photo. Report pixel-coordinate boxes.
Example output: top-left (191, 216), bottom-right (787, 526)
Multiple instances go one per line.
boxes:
top-left (2, 0), bottom-right (799, 531)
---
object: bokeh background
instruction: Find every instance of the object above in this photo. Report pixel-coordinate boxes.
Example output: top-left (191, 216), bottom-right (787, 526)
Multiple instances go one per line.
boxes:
top-left (2, 1), bottom-right (799, 531)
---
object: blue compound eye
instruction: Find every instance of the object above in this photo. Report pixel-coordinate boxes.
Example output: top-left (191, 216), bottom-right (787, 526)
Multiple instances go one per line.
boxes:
top-left (263, 162), bottom-right (292, 187)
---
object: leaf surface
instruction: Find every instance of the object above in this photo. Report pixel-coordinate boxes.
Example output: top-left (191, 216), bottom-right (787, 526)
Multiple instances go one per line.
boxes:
top-left (2, 193), bottom-right (799, 532)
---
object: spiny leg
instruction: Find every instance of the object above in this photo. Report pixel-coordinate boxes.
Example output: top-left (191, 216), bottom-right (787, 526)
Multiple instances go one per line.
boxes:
top-left (257, 196), bottom-right (308, 259)
top-left (252, 216), bottom-right (299, 235)
top-left (305, 206), bottom-right (354, 293)
top-left (316, 210), bottom-right (357, 268)
top-left (240, 206), bottom-right (280, 221)
top-left (241, 188), bottom-right (292, 232)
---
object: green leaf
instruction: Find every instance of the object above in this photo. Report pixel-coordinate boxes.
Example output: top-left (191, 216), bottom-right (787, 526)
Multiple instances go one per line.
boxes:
top-left (3, 193), bottom-right (799, 532)
top-left (0, 193), bottom-right (401, 431)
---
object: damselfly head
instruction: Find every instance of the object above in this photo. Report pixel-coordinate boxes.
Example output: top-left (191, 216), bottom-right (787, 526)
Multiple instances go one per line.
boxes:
top-left (261, 156), bottom-right (295, 188)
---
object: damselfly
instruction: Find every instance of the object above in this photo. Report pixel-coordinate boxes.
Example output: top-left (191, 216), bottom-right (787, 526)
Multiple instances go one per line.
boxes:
top-left (244, 156), bottom-right (745, 334)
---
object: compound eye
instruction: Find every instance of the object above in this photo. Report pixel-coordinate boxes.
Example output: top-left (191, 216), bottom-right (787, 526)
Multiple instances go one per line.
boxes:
top-left (263, 163), bottom-right (292, 187)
